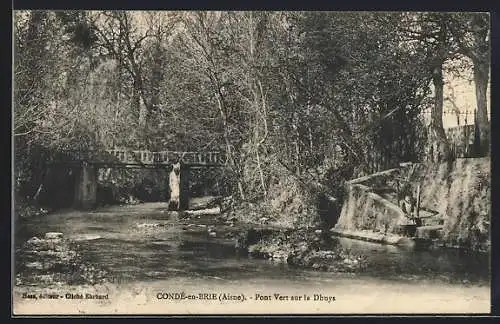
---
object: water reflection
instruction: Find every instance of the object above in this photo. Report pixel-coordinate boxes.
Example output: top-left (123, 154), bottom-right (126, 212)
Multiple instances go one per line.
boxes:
top-left (337, 237), bottom-right (489, 283)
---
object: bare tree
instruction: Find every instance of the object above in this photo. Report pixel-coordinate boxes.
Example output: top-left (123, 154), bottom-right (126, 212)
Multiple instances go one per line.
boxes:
top-left (92, 11), bottom-right (152, 130)
top-left (179, 12), bottom-right (247, 199)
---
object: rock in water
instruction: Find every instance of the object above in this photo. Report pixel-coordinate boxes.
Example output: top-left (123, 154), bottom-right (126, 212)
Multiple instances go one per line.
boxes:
top-left (184, 207), bottom-right (221, 216)
top-left (396, 237), bottom-right (416, 248)
top-left (25, 261), bottom-right (45, 270)
top-left (73, 234), bottom-right (102, 242)
top-left (189, 196), bottom-right (223, 210)
top-left (27, 237), bottom-right (42, 244)
top-left (137, 223), bottom-right (159, 228)
top-left (45, 232), bottom-right (63, 239)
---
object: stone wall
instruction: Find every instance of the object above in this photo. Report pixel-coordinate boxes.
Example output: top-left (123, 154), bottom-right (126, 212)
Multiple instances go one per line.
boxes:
top-left (332, 158), bottom-right (491, 251)
top-left (335, 183), bottom-right (408, 233)
top-left (408, 158), bottom-right (490, 250)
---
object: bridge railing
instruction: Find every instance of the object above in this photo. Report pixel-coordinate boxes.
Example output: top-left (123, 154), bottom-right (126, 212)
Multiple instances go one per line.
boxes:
top-left (49, 149), bottom-right (227, 166)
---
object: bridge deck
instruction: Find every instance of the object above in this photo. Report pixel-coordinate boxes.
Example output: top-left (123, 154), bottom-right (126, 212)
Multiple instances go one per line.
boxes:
top-left (48, 162), bottom-right (225, 169)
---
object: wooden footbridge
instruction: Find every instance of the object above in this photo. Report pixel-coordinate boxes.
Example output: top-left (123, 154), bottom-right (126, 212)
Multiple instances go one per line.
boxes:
top-left (46, 148), bottom-right (227, 210)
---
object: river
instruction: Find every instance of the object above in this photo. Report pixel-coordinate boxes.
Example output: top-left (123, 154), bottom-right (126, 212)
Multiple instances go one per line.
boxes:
top-left (13, 201), bottom-right (490, 315)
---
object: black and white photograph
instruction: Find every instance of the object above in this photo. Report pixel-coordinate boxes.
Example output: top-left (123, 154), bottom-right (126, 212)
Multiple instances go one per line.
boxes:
top-left (12, 10), bottom-right (491, 315)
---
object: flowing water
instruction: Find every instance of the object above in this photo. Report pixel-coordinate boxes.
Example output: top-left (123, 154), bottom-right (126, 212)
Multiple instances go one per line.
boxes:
top-left (13, 201), bottom-right (491, 314)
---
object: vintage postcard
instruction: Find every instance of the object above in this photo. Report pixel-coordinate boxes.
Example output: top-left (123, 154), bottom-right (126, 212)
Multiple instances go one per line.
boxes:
top-left (12, 10), bottom-right (491, 315)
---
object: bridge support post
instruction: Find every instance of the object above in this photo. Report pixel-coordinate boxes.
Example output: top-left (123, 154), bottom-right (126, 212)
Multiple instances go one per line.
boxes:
top-left (179, 165), bottom-right (190, 210)
top-left (74, 161), bottom-right (97, 210)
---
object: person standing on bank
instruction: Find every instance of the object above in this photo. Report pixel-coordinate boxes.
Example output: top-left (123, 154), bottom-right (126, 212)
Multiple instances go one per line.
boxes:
top-left (401, 193), bottom-right (422, 227)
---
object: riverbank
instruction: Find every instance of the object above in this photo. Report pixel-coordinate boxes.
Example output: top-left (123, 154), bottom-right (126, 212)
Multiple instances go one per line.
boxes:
top-left (330, 228), bottom-right (414, 246)
top-left (205, 202), bottom-right (368, 273)
top-left (14, 198), bottom-right (51, 220)
top-left (15, 232), bottom-right (110, 287)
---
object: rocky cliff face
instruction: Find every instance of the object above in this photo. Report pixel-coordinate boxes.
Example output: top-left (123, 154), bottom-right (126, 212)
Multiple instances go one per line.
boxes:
top-left (333, 158), bottom-right (490, 251)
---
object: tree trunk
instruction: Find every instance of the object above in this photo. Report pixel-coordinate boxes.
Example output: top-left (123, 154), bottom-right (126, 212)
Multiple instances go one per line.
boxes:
top-left (255, 149), bottom-right (267, 196)
top-left (247, 14), bottom-right (267, 198)
top-left (427, 62), bottom-right (450, 163)
top-left (25, 12), bottom-right (47, 87)
top-left (472, 62), bottom-right (490, 156)
top-left (138, 95), bottom-right (148, 129)
top-left (131, 68), bottom-right (149, 131)
top-left (292, 112), bottom-right (300, 175)
top-left (216, 93), bottom-right (245, 200)
top-left (256, 80), bottom-right (268, 197)
top-left (16, 11), bottom-right (48, 133)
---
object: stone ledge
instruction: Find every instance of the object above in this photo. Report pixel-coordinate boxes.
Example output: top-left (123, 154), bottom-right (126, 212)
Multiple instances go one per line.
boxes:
top-left (415, 225), bottom-right (444, 240)
top-left (330, 229), bottom-right (415, 247)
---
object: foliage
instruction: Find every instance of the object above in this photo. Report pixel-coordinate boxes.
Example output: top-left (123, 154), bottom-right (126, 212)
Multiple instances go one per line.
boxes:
top-left (13, 11), bottom-right (490, 218)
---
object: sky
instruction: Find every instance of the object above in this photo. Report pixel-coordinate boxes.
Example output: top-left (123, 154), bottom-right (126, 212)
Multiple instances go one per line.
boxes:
top-left (438, 62), bottom-right (491, 129)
